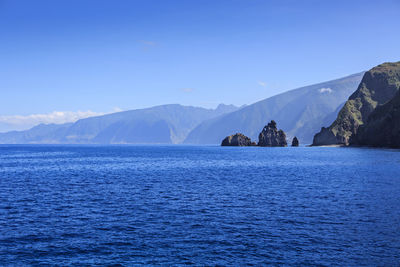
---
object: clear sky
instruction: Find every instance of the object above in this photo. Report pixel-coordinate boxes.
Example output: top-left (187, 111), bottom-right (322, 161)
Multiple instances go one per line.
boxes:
top-left (0, 0), bottom-right (399, 127)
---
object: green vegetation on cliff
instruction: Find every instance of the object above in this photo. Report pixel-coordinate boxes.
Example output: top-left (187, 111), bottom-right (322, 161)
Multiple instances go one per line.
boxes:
top-left (312, 62), bottom-right (400, 146)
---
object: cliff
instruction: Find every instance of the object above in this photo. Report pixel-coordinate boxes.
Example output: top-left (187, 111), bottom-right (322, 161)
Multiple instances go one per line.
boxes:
top-left (351, 90), bottom-right (400, 148)
top-left (312, 62), bottom-right (400, 146)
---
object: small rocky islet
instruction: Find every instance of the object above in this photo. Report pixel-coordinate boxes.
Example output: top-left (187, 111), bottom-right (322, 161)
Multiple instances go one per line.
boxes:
top-left (220, 133), bottom-right (257, 146)
top-left (221, 120), bottom-right (294, 147)
top-left (258, 120), bottom-right (287, 147)
top-left (291, 136), bottom-right (299, 147)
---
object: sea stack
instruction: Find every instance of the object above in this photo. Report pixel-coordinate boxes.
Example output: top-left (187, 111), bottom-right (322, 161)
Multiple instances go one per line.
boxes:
top-left (291, 136), bottom-right (299, 147)
top-left (221, 133), bottom-right (254, 146)
top-left (258, 120), bottom-right (287, 147)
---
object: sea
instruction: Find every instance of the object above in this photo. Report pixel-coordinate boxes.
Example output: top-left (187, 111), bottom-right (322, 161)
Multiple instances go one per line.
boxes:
top-left (0, 145), bottom-right (399, 265)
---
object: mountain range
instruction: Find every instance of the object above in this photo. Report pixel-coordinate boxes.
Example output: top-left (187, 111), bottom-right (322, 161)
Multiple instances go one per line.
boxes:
top-left (0, 104), bottom-right (239, 144)
top-left (0, 72), bottom-right (364, 145)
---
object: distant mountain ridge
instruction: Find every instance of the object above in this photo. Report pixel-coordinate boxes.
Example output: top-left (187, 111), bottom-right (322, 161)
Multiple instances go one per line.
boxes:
top-left (0, 104), bottom-right (239, 144)
top-left (0, 73), bottom-right (365, 145)
top-left (184, 72), bottom-right (364, 145)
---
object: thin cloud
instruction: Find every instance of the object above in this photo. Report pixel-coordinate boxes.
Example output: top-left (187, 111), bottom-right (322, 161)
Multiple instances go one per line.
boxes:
top-left (258, 81), bottom-right (267, 87)
top-left (113, 107), bottom-right (123, 112)
top-left (138, 40), bottom-right (156, 46)
top-left (319, 87), bottom-right (333, 94)
top-left (0, 110), bottom-right (104, 132)
top-left (181, 88), bottom-right (194, 93)
top-left (138, 40), bottom-right (157, 51)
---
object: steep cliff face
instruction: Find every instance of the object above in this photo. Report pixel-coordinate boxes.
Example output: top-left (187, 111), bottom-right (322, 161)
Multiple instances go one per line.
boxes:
top-left (258, 120), bottom-right (287, 147)
top-left (221, 133), bottom-right (254, 146)
top-left (312, 62), bottom-right (400, 146)
top-left (351, 90), bottom-right (400, 148)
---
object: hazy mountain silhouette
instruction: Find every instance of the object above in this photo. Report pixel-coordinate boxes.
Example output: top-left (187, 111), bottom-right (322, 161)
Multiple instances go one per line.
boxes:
top-left (0, 104), bottom-right (239, 144)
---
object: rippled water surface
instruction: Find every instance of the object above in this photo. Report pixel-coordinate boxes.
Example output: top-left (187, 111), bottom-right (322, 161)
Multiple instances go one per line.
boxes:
top-left (1, 145), bottom-right (400, 265)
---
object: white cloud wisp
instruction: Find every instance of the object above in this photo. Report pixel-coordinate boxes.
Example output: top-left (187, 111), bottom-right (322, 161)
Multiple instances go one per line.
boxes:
top-left (319, 87), bottom-right (333, 94)
top-left (258, 81), bottom-right (267, 87)
top-left (0, 110), bottom-right (105, 132)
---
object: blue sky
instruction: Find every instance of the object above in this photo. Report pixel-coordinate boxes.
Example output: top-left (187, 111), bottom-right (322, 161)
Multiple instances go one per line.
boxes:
top-left (0, 0), bottom-right (399, 128)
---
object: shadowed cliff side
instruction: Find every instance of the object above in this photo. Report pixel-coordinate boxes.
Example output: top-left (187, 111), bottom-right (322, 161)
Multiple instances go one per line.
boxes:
top-left (351, 90), bottom-right (400, 148)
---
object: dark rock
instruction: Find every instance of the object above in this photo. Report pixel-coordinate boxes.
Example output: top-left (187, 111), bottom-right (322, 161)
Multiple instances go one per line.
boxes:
top-left (351, 90), bottom-right (400, 148)
top-left (312, 127), bottom-right (338, 146)
top-left (258, 120), bottom-right (287, 147)
top-left (312, 62), bottom-right (400, 146)
top-left (221, 133), bottom-right (253, 146)
top-left (291, 136), bottom-right (299, 147)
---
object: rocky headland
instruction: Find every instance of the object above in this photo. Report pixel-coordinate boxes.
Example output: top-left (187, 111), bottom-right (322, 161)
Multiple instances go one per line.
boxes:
top-left (312, 62), bottom-right (400, 146)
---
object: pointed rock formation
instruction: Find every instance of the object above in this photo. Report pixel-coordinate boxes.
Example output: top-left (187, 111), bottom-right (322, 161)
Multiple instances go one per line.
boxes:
top-left (258, 120), bottom-right (287, 147)
top-left (221, 133), bottom-right (254, 146)
top-left (291, 136), bottom-right (299, 147)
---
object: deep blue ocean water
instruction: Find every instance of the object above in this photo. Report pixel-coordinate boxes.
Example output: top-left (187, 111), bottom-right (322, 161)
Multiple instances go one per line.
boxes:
top-left (0, 145), bottom-right (400, 265)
